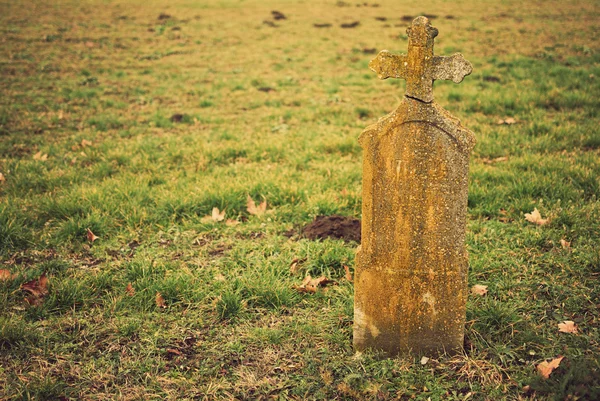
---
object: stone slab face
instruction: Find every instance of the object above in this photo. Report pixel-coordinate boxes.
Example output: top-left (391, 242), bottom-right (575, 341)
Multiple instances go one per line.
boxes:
top-left (353, 16), bottom-right (475, 356)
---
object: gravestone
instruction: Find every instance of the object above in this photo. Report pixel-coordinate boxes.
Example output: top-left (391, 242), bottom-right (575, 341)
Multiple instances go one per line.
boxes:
top-left (354, 16), bottom-right (476, 356)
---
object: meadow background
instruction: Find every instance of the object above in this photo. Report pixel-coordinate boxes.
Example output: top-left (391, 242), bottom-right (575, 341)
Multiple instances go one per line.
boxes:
top-left (0, 0), bottom-right (599, 399)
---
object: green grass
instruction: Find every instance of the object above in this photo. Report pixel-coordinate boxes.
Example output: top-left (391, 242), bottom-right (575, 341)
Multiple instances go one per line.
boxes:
top-left (1, 0), bottom-right (599, 399)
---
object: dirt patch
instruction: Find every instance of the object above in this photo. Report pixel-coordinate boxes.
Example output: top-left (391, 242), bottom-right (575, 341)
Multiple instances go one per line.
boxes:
top-left (271, 11), bottom-right (286, 20)
top-left (301, 215), bottom-right (360, 242)
top-left (341, 21), bottom-right (360, 28)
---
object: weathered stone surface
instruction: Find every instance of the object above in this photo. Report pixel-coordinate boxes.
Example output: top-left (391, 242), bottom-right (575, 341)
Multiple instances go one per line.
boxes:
top-left (368, 16), bottom-right (472, 103)
top-left (354, 16), bottom-right (475, 356)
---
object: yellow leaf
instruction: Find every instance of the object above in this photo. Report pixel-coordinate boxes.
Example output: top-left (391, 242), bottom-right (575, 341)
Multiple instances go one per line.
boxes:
top-left (33, 151), bottom-right (48, 161)
top-left (560, 239), bottom-right (570, 249)
top-left (525, 208), bottom-right (548, 226)
top-left (86, 228), bottom-right (99, 242)
top-left (247, 195), bottom-right (267, 216)
top-left (155, 292), bottom-right (167, 308)
top-left (497, 117), bottom-right (517, 125)
top-left (211, 207), bottom-right (226, 222)
top-left (225, 219), bottom-right (240, 226)
top-left (0, 172), bottom-right (4, 182)
top-left (471, 284), bottom-right (488, 296)
top-left (537, 356), bottom-right (564, 379)
top-left (81, 139), bottom-right (93, 147)
top-left (558, 320), bottom-right (578, 334)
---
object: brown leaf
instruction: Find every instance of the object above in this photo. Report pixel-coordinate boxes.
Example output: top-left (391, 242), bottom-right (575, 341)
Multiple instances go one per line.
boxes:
top-left (537, 356), bottom-right (564, 379)
top-left (290, 258), bottom-right (300, 275)
top-left (33, 151), bottom-right (48, 161)
top-left (525, 208), bottom-right (548, 226)
top-left (497, 117), bottom-right (517, 125)
top-left (155, 292), bottom-right (167, 308)
top-left (0, 269), bottom-right (14, 281)
top-left (81, 139), bottom-right (93, 148)
top-left (86, 228), bottom-right (99, 242)
top-left (344, 265), bottom-right (353, 282)
top-left (0, 172), bottom-right (5, 182)
top-left (558, 320), bottom-right (578, 334)
top-left (471, 284), bottom-right (488, 296)
top-left (211, 207), bottom-right (226, 222)
top-left (21, 274), bottom-right (49, 305)
top-left (294, 275), bottom-right (337, 294)
top-left (225, 219), bottom-right (240, 226)
top-left (247, 195), bottom-right (267, 216)
top-left (560, 239), bottom-right (571, 249)
top-left (125, 282), bottom-right (135, 296)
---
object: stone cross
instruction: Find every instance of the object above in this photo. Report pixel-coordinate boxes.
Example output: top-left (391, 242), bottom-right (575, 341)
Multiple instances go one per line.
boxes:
top-left (354, 16), bottom-right (476, 356)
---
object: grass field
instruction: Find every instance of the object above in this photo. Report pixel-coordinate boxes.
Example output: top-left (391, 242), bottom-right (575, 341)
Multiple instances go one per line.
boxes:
top-left (1, 0), bottom-right (599, 399)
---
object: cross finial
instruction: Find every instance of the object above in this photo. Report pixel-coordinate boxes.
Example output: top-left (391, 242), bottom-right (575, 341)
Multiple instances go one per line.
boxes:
top-left (369, 16), bottom-right (472, 103)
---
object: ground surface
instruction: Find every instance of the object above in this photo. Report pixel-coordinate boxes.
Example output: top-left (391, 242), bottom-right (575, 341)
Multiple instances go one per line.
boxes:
top-left (1, 0), bottom-right (599, 399)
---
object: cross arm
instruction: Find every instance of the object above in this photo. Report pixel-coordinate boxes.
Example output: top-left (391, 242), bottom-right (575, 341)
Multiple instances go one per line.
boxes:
top-left (368, 50), bottom-right (409, 80)
top-left (432, 53), bottom-right (473, 83)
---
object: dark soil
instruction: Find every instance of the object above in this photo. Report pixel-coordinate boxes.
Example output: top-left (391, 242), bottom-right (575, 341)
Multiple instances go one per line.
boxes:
top-left (301, 215), bottom-right (361, 242)
top-left (271, 11), bottom-right (286, 20)
top-left (340, 21), bottom-right (360, 28)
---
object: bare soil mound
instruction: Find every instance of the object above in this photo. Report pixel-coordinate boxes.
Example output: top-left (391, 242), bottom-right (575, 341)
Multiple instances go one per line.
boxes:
top-left (301, 215), bottom-right (361, 242)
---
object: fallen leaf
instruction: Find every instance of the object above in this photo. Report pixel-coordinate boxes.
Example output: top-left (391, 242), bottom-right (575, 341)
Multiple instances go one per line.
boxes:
top-left (86, 228), bottom-right (99, 242)
top-left (344, 265), bottom-right (353, 282)
top-left (294, 275), bottom-right (337, 293)
top-left (525, 208), bottom-right (548, 226)
top-left (247, 195), bottom-right (267, 216)
top-left (497, 117), bottom-right (517, 125)
top-left (155, 292), bottom-right (167, 308)
top-left (33, 151), bottom-right (48, 161)
top-left (471, 284), bottom-right (488, 296)
top-left (560, 239), bottom-right (570, 249)
top-left (0, 172), bottom-right (5, 182)
top-left (420, 356), bottom-right (430, 365)
top-left (21, 274), bottom-right (49, 305)
top-left (558, 320), bottom-right (578, 334)
top-left (225, 219), bottom-right (240, 226)
top-left (0, 269), bottom-right (14, 281)
top-left (211, 207), bottom-right (226, 222)
top-left (126, 283), bottom-right (135, 296)
top-left (81, 139), bottom-right (93, 147)
top-left (85, 41), bottom-right (95, 48)
top-left (290, 258), bottom-right (300, 275)
top-left (537, 356), bottom-right (564, 379)
top-left (214, 273), bottom-right (226, 282)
